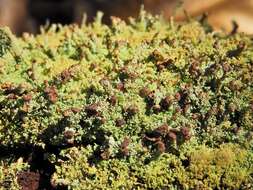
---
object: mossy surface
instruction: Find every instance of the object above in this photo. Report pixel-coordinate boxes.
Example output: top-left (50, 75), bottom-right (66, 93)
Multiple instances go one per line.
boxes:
top-left (0, 10), bottom-right (253, 189)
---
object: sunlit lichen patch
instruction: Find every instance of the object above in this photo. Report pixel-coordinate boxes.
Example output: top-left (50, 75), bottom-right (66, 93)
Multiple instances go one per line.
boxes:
top-left (0, 10), bottom-right (253, 189)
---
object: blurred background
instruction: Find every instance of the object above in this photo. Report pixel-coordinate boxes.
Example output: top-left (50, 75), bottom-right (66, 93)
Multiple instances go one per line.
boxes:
top-left (0, 0), bottom-right (253, 35)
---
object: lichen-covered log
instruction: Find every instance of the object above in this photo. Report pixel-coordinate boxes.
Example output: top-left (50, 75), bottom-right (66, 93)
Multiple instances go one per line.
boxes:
top-left (0, 10), bottom-right (253, 189)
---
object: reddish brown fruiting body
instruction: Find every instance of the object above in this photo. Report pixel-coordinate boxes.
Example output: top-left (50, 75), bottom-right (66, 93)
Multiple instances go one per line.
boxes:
top-left (108, 95), bottom-right (117, 106)
top-left (156, 140), bottom-right (166, 153)
top-left (62, 107), bottom-right (81, 117)
top-left (100, 149), bottom-right (110, 160)
top-left (22, 94), bottom-right (32, 102)
top-left (44, 85), bottom-right (58, 103)
top-left (175, 92), bottom-right (181, 101)
top-left (167, 131), bottom-right (177, 141)
top-left (125, 105), bottom-right (138, 118)
top-left (121, 137), bottom-right (131, 156)
top-left (189, 60), bottom-right (200, 76)
top-left (115, 118), bottom-right (126, 127)
top-left (160, 96), bottom-right (173, 111)
top-left (85, 104), bottom-right (100, 117)
top-left (17, 171), bottom-right (40, 190)
top-left (180, 127), bottom-right (191, 141)
top-left (139, 87), bottom-right (151, 98)
top-left (64, 130), bottom-right (75, 140)
top-left (154, 124), bottom-right (169, 136)
top-left (7, 93), bottom-right (18, 100)
top-left (116, 82), bottom-right (126, 92)
top-left (152, 104), bottom-right (161, 113)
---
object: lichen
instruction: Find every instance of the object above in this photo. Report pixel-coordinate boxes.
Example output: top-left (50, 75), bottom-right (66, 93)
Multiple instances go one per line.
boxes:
top-left (0, 10), bottom-right (252, 189)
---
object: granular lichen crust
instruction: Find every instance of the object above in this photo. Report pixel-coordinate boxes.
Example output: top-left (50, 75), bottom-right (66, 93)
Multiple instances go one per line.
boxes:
top-left (0, 10), bottom-right (253, 189)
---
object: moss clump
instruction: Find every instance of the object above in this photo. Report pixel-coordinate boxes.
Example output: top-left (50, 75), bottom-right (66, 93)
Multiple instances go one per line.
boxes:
top-left (0, 10), bottom-right (253, 189)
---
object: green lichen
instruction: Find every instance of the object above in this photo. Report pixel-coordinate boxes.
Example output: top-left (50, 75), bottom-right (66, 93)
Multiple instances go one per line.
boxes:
top-left (0, 10), bottom-right (253, 189)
